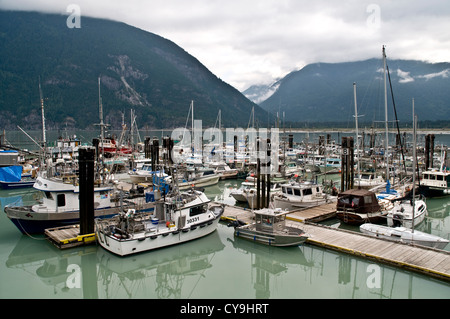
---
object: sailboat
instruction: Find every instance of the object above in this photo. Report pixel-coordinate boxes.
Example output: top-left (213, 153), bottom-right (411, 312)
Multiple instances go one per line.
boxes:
top-left (360, 98), bottom-right (447, 250)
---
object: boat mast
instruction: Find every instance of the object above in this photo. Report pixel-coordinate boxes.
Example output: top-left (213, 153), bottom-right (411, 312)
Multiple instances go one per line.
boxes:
top-left (39, 77), bottom-right (46, 147)
top-left (191, 100), bottom-right (194, 156)
top-left (383, 46), bottom-right (389, 182)
top-left (412, 98), bottom-right (417, 233)
top-left (354, 82), bottom-right (361, 186)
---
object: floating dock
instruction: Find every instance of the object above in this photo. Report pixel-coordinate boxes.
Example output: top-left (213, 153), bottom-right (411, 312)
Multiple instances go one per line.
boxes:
top-left (45, 225), bottom-right (96, 249)
top-left (219, 202), bottom-right (450, 282)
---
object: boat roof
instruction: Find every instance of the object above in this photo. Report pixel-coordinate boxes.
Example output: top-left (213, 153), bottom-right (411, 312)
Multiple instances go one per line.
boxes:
top-left (253, 208), bottom-right (289, 217)
top-left (338, 188), bottom-right (375, 197)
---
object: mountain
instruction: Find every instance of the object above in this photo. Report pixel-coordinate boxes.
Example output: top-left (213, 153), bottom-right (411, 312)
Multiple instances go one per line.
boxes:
top-left (243, 79), bottom-right (281, 104)
top-left (258, 59), bottom-right (450, 125)
top-left (0, 10), bottom-right (268, 130)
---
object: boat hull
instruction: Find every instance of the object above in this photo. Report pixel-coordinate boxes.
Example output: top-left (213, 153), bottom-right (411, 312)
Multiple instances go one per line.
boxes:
top-left (4, 202), bottom-right (155, 234)
top-left (96, 207), bottom-right (223, 256)
top-left (336, 210), bottom-right (387, 226)
top-left (0, 180), bottom-right (35, 189)
top-left (273, 196), bottom-right (333, 211)
top-left (234, 225), bottom-right (308, 247)
top-left (177, 175), bottom-right (220, 190)
top-left (360, 223), bottom-right (449, 250)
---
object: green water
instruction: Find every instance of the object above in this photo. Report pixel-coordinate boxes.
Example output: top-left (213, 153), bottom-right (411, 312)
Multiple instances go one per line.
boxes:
top-left (1, 181), bottom-right (449, 299)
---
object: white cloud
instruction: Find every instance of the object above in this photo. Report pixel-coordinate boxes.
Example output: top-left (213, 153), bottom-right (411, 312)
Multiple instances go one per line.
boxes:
top-left (1, 0), bottom-right (450, 91)
top-left (397, 69), bottom-right (414, 83)
top-left (417, 69), bottom-right (450, 80)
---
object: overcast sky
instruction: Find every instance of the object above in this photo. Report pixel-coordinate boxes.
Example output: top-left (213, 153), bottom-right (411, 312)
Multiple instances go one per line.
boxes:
top-left (2, 0), bottom-right (450, 91)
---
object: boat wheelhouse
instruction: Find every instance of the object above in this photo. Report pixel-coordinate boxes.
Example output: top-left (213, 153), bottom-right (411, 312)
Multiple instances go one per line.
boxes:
top-left (419, 169), bottom-right (450, 196)
top-left (231, 208), bottom-right (308, 247)
top-left (336, 188), bottom-right (386, 225)
top-left (273, 181), bottom-right (336, 211)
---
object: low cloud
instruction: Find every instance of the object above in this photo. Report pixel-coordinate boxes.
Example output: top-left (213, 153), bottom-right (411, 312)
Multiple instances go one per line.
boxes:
top-left (1, 0), bottom-right (450, 91)
top-left (397, 69), bottom-right (414, 83)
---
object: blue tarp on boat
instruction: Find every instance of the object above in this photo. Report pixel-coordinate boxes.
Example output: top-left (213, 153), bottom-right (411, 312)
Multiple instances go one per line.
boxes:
top-left (0, 166), bottom-right (23, 183)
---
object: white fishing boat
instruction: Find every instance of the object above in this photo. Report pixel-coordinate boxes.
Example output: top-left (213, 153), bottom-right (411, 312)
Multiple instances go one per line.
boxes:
top-left (95, 189), bottom-right (224, 256)
top-left (128, 164), bottom-right (168, 184)
top-left (354, 172), bottom-right (385, 189)
top-left (229, 181), bottom-right (255, 202)
top-left (359, 223), bottom-right (449, 250)
top-left (273, 180), bottom-right (336, 211)
top-left (419, 168), bottom-right (450, 197)
top-left (246, 181), bottom-right (284, 209)
top-left (176, 173), bottom-right (220, 190)
top-left (387, 196), bottom-right (428, 228)
top-left (230, 207), bottom-right (308, 247)
top-left (207, 161), bottom-right (238, 179)
top-left (4, 174), bottom-right (154, 234)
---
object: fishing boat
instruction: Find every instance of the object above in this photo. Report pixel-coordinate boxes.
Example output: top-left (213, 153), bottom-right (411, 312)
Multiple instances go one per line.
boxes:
top-left (128, 164), bottom-right (168, 184)
top-left (387, 196), bottom-right (428, 228)
top-left (336, 188), bottom-right (387, 225)
top-left (95, 189), bottom-right (224, 256)
top-left (419, 168), bottom-right (450, 197)
top-left (354, 172), bottom-right (385, 189)
top-left (4, 173), bottom-right (154, 234)
top-left (359, 223), bottom-right (449, 250)
top-left (229, 181), bottom-right (255, 202)
top-left (174, 167), bottom-right (220, 190)
top-left (207, 161), bottom-right (238, 179)
top-left (246, 181), bottom-right (285, 209)
top-left (273, 180), bottom-right (336, 211)
top-left (0, 165), bottom-right (36, 189)
top-left (230, 207), bottom-right (308, 247)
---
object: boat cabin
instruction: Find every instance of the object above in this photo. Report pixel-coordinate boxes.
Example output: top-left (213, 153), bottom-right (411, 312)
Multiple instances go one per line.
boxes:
top-left (280, 182), bottom-right (323, 198)
top-left (421, 169), bottom-right (450, 189)
top-left (254, 208), bottom-right (288, 231)
top-left (337, 189), bottom-right (381, 214)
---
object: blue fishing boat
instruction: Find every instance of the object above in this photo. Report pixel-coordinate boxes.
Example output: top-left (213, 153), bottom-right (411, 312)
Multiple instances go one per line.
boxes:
top-left (0, 165), bottom-right (35, 189)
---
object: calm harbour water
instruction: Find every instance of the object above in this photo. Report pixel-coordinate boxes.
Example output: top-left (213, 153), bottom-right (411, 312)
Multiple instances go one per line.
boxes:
top-left (1, 179), bottom-right (449, 299)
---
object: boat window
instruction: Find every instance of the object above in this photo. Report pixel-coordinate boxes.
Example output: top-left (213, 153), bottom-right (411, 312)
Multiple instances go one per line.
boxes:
top-left (282, 187), bottom-right (287, 194)
top-left (352, 197), bottom-right (360, 206)
top-left (190, 204), bottom-right (207, 217)
top-left (303, 188), bottom-right (312, 196)
top-left (286, 188), bottom-right (293, 195)
top-left (339, 197), bottom-right (350, 205)
top-left (437, 175), bottom-right (444, 181)
top-left (57, 194), bottom-right (65, 207)
top-left (316, 187), bottom-right (320, 193)
top-left (364, 196), bottom-right (372, 204)
top-left (44, 191), bottom-right (53, 199)
top-left (423, 174), bottom-right (429, 180)
top-left (294, 188), bottom-right (301, 196)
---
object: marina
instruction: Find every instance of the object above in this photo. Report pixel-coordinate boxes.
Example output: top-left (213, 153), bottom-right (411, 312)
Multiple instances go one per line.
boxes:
top-left (1, 4), bottom-right (450, 303)
top-left (1, 129), bottom-right (450, 299)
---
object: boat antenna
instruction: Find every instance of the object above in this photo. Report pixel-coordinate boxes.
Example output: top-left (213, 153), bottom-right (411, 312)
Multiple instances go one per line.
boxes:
top-left (382, 45), bottom-right (389, 182)
top-left (354, 82), bottom-right (362, 188)
top-left (412, 98), bottom-right (417, 233)
top-left (39, 77), bottom-right (47, 148)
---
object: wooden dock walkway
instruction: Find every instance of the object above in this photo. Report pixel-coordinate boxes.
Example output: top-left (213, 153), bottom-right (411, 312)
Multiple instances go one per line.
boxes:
top-left (45, 225), bottom-right (96, 249)
top-left (218, 202), bottom-right (450, 282)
